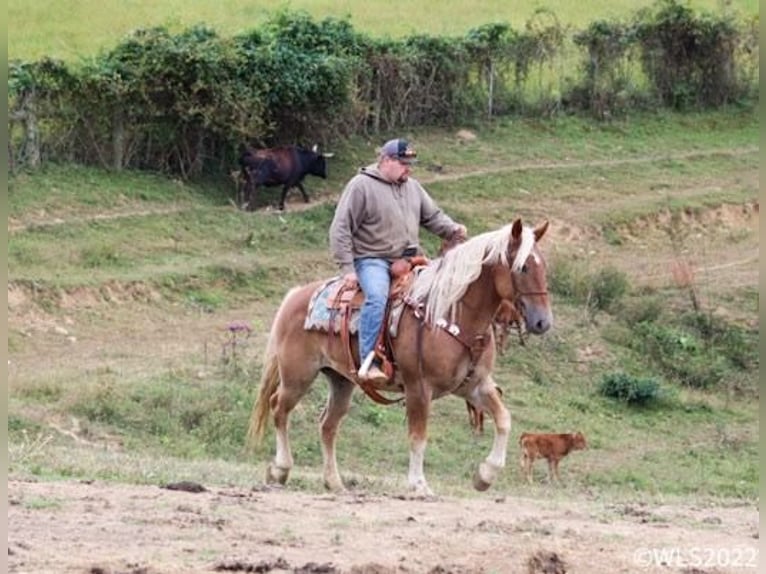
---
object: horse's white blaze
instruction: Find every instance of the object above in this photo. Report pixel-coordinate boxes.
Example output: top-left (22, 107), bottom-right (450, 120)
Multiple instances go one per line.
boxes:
top-left (511, 226), bottom-right (535, 272)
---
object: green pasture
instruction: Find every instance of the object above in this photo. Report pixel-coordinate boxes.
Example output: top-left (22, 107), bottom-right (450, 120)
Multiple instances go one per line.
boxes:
top-left (8, 0), bottom-right (759, 61)
top-left (8, 109), bottom-right (759, 502)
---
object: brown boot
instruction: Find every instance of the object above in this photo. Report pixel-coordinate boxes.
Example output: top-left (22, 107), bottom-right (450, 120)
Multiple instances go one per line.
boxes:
top-left (359, 363), bottom-right (389, 384)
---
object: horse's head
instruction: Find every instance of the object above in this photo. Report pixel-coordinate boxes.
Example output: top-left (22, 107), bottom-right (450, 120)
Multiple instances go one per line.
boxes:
top-left (412, 220), bottom-right (553, 333)
top-left (494, 219), bottom-right (553, 335)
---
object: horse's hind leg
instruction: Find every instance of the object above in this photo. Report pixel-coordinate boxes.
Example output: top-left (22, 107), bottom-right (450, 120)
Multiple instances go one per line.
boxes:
top-left (470, 377), bottom-right (511, 491)
top-left (319, 371), bottom-right (355, 491)
top-left (266, 368), bottom-right (315, 485)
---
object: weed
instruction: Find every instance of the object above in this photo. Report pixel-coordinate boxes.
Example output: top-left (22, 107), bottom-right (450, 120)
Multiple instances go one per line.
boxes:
top-left (22, 497), bottom-right (62, 510)
top-left (549, 259), bottom-right (628, 313)
top-left (221, 320), bottom-right (253, 370)
top-left (80, 244), bottom-right (125, 269)
top-left (587, 267), bottom-right (629, 312)
top-left (9, 429), bottom-right (54, 466)
top-left (185, 289), bottom-right (225, 312)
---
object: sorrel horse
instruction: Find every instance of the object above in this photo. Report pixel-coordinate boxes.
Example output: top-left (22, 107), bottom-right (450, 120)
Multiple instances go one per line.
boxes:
top-left (248, 218), bottom-right (553, 496)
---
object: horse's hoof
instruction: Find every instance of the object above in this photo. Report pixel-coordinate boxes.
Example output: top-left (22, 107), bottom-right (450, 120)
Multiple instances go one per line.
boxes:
top-left (323, 477), bottom-right (345, 492)
top-left (266, 463), bottom-right (290, 485)
top-left (473, 462), bottom-right (499, 491)
top-left (473, 472), bottom-right (491, 491)
top-left (408, 481), bottom-right (434, 498)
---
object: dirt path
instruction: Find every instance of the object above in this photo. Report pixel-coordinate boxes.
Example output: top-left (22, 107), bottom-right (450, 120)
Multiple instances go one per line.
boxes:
top-left (7, 146), bottom-right (757, 234)
top-left (418, 146), bottom-right (758, 184)
top-left (8, 479), bottom-right (759, 574)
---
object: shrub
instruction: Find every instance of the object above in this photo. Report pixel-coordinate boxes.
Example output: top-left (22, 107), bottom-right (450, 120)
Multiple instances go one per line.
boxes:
top-left (598, 372), bottom-right (661, 406)
top-left (549, 259), bottom-right (628, 312)
top-left (589, 267), bottom-right (629, 311)
top-left (8, 3), bottom-right (757, 177)
top-left (548, 257), bottom-right (589, 302)
top-left (617, 295), bottom-right (664, 325)
top-left (635, 0), bottom-right (744, 108)
top-left (572, 19), bottom-right (639, 118)
top-left (628, 312), bottom-right (757, 389)
top-left (682, 312), bottom-right (758, 371)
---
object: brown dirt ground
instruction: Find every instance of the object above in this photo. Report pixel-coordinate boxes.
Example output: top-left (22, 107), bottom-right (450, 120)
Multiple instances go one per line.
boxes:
top-left (7, 150), bottom-right (760, 574)
top-left (8, 478), bottom-right (760, 574)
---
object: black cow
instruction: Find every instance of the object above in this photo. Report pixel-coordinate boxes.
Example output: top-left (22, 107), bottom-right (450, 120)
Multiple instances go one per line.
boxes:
top-left (238, 144), bottom-right (333, 211)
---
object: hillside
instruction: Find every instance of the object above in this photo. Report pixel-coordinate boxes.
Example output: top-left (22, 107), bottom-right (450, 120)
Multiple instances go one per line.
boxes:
top-left (7, 110), bottom-right (760, 573)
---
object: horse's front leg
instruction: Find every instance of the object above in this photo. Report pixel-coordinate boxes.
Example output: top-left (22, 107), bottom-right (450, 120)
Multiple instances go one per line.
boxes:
top-left (405, 381), bottom-right (433, 497)
top-left (470, 376), bottom-right (511, 491)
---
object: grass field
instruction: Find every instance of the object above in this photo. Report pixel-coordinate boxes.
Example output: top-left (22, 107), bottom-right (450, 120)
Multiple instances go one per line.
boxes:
top-left (8, 108), bottom-right (759, 503)
top-left (8, 0), bottom-right (759, 61)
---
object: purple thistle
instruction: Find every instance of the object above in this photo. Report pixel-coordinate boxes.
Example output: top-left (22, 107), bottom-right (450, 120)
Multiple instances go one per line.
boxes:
top-left (227, 320), bottom-right (253, 333)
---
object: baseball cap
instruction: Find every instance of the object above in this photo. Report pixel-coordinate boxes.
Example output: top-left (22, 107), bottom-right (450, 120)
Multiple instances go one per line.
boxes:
top-left (381, 138), bottom-right (418, 164)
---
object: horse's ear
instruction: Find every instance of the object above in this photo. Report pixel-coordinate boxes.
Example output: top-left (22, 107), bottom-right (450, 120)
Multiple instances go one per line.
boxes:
top-left (534, 220), bottom-right (549, 241)
top-left (511, 218), bottom-right (523, 239)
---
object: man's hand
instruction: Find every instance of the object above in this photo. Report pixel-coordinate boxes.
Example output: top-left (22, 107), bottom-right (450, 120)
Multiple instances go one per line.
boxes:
top-left (343, 273), bottom-right (358, 289)
top-left (453, 224), bottom-right (467, 241)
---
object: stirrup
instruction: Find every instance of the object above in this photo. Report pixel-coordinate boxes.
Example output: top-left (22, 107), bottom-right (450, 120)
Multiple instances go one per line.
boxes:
top-left (357, 350), bottom-right (377, 378)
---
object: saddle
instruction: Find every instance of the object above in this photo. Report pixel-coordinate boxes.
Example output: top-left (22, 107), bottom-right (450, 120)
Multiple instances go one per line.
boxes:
top-left (324, 256), bottom-right (428, 403)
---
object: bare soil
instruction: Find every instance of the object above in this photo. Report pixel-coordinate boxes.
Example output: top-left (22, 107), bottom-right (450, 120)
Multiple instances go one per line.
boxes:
top-left (8, 478), bottom-right (759, 574)
top-left (7, 149), bottom-right (760, 574)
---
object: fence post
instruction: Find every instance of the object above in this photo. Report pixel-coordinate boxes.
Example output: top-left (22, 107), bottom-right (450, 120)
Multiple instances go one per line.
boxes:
top-left (17, 92), bottom-right (41, 168)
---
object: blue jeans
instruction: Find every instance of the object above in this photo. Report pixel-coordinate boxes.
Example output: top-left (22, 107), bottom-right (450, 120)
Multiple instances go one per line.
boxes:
top-left (354, 257), bottom-right (391, 364)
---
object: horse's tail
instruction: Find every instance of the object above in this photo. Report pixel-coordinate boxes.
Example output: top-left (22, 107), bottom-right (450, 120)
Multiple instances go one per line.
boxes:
top-left (246, 342), bottom-right (280, 450)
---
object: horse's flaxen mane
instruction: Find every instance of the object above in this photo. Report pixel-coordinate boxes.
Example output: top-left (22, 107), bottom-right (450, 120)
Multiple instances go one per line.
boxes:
top-left (411, 223), bottom-right (535, 325)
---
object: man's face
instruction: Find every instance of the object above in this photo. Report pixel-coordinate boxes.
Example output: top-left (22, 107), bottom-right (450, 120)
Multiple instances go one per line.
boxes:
top-left (380, 156), bottom-right (413, 184)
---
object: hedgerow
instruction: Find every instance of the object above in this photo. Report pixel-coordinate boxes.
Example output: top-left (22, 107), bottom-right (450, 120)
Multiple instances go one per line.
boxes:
top-left (8, 0), bottom-right (759, 178)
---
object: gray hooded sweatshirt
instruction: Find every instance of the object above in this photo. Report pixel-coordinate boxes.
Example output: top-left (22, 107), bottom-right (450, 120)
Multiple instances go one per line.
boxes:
top-left (329, 163), bottom-right (461, 275)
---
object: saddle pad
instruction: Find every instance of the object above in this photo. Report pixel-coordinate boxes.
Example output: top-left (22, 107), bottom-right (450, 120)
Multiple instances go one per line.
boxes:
top-left (303, 276), bottom-right (406, 337)
top-left (304, 277), bottom-right (360, 334)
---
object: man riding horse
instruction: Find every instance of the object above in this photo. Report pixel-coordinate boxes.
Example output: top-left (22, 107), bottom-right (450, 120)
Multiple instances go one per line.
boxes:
top-left (329, 138), bottom-right (466, 384)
